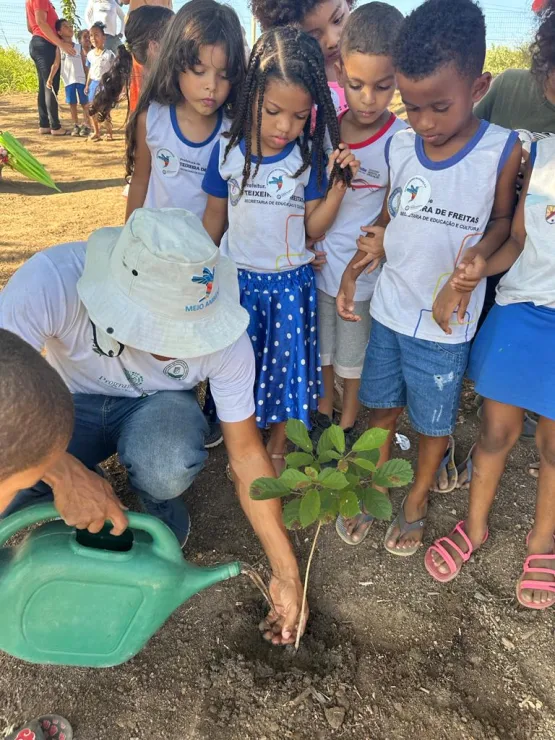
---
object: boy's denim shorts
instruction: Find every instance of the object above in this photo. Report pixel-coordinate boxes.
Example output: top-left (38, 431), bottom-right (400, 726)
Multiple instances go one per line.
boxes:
top-left (359, 319), bottom-right (470, 437)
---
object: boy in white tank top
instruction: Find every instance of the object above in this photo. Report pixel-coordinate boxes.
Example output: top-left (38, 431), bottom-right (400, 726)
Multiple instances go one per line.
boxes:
top-left (312, 3), bottom-right (407, 507)
top-left (47, 19), bottom-right (92, 137)
top-left (336, 0), bottom-right (521, 553)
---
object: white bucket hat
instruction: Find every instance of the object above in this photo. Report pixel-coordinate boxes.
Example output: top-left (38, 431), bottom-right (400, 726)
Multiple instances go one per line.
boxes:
top-left (77, 208), bottom-right (250, 359)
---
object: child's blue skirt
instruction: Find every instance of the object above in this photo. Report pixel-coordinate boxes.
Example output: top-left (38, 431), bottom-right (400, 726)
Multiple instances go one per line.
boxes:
top-left (468, 301), bottom-right (555, 421)
top-left (238, 265), bottom-right (322, 429)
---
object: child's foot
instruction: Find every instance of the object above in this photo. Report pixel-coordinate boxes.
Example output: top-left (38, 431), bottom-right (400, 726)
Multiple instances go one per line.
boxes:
top-left (104, 133), bottom-right (114, 141)
top-left (384, 494), bottom-right (428, 556)
top-left (89, 133), bottom-right (101, 142)
top-left (425, 520), bottom-right (488, 581)
top-left (79, 125), bottom-right (92, 137)
top-left (517, 532), bottom-right (555, 609)
top-left (70, 124), bottom-right (80, 136)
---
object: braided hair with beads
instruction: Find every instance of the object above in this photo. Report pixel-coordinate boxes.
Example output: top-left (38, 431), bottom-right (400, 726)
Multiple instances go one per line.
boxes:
top-left (224, 26), bottom-right (352, 196)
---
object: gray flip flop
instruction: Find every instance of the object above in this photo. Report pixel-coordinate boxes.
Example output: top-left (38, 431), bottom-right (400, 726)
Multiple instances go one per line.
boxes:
top-left (336, 512), bottom-right (375, 546)
top-left (384, 496), bottom-right (427, 557)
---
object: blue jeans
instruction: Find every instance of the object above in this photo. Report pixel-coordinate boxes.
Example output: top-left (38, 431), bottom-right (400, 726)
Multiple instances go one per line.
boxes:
top-left (2, 391), bottom-right (208, 541)
top-left (359, 319), bottom-right (470, 437)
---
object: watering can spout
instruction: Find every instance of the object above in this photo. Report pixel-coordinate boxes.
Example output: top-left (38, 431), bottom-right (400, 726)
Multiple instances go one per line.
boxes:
top-left (179, 560), bottom-right (242, 604)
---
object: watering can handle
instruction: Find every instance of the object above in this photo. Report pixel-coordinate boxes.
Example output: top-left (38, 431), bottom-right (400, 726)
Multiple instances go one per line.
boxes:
top-left (0, 503), bottom-right (185, 563)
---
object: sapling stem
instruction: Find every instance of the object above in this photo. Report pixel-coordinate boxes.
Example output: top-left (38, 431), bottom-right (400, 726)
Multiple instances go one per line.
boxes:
top-left (295, 520), bottom-right (322, 652)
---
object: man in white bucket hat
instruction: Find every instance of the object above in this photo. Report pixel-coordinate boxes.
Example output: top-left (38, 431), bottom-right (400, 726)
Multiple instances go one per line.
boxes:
top-left (0, 208), bottom-right (305, 646)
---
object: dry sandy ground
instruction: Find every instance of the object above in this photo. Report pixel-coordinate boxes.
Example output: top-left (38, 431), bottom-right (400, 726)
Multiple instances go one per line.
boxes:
top-left (1, 93), bottom-right (555, 740)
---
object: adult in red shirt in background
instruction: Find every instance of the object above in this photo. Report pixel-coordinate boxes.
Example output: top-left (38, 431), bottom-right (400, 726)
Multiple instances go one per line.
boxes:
top-left (534, 0), bottom-right (548, 12)
top-left (25, 0), bottom-right (77, 135)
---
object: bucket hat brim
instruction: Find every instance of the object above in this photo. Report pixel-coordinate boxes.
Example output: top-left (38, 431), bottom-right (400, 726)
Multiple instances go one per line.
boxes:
top-left (77, 226), bottom-right (250, 359)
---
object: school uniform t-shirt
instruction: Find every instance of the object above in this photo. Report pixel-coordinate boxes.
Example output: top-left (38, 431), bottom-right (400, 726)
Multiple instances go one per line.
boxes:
top-left (202, 139), bottom-right (328, 273)
top-left (370, 121), bottom-right (519, 343)
top-left (60, 42), bottom-right (86, 86)
top-left (144, 103), bottom-right (230, 218)
top-left (316, 112), bottom-right (407, 301)
top-left (87, 48), bottom-right (116, 81)
top-left (0, 243), bottom-right (256, 424)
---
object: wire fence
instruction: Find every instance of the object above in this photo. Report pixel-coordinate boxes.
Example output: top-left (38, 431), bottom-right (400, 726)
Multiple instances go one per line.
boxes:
top-left (0, 1), bottom-right (539, 55)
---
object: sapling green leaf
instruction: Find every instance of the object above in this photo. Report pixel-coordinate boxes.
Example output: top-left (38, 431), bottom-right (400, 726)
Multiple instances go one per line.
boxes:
top-left (286, 419), bottom-right (313, 453)
top-left (352, 428), bottom-right (389, 452)
top-left (251, 477), bottom-right (290, 500)
top-left (299, 488), bottom-right (321, 527)
top-left (283, 498), bottom-right (301, 529)
top-left (317, 449), bottom-right (342, 464)
top-left (305, 467), bottom-right (319, 480)
top-left (339, 490), bottom-right (360, 519)
top-left (360, 487), bottom-right (393, 520)
top-left (373, 459), bottom-right (414, 488)
top-left (280, 469), bottom-right (312, 489)
top-left (351, 456), bottom-right (377, 472)
top-left (318, 489), bottom-right (339, 522)
top-left (318, 468), bottom-right (349, 490)
top-left (286, 452), bottom-right (314, 468)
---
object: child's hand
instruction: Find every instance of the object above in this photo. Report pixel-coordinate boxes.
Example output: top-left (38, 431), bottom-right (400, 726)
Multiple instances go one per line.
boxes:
top-left (84, 86), bottom-right (89, 95)
top-left (307, 244), bottom-right (327, 270)
top-left (328, 144), bottom-right (360, 188)
top-left (433, 284), bottom-right (471, 335)
top-left (450, 248), bottom-right (487, 293)
top-left (354, 225), bottom-right (386, 272)
top-left (337, 278), bottom-right (360, 323)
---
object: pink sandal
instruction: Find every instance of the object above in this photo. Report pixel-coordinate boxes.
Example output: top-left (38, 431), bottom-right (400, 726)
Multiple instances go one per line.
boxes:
top-left (425, 521), bottom-right (488, 583)
top-left (516, 553), bottom-right (555, 610)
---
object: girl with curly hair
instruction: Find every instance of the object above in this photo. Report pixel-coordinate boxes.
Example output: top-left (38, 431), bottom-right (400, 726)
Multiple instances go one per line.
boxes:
top-left (201, 26), bottom-right (358, 472)
top-left (250, 0), bottom-right (356, 113)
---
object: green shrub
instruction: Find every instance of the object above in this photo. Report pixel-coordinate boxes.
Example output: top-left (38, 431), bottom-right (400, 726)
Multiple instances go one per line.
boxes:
top-left (485, 44), bottom-right (531, 77)
top-left (0, 47), bottom-right (38, 95)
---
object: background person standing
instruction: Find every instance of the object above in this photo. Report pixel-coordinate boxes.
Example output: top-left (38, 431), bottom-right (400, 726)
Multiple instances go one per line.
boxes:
top-left (25, 0), bottom-right (77, 135)
top-left (85, 0), bottom-right (126, 54)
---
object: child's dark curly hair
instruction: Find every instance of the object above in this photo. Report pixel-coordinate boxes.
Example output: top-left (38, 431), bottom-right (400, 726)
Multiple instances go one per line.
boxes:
top-left (250, 0), bottom-right (356, 31)
top-left (394, 0), bottom-right (486, 81)
top-left (224, 26), bottom-right (351, 196)
top-left (531, 0), bottom-right (555, 85)
top-left (90, 6), bottom-right (174, 122)
top-left (125, 0), bottom-right (247, 181)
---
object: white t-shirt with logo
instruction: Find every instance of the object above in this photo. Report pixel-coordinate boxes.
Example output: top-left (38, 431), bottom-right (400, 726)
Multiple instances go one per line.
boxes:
top-left (316, 112), bottom-right (407, 301)
top-left (60, 42), bottom-right (86, 86)
top-left (202, 139), bottom-right (328, 272)
top-left (371, 121), bottom-right (518, 343)
top-left (0, 243), bottom-right (256, 424)
top-left (87, 48), bottom-right (116, 81)
top-left (497, 137), bottom-right (555, 308)
top-left (144, 103), bottom-right (229, 219)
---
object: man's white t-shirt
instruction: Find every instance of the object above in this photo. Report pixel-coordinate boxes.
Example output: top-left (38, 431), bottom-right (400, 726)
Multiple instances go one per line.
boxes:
top-left (0, 243), bottom-right (256, 424)
top-left (144, 103), bottom-right (230, 218)
top-left (85, 0), bottom-right (125, 37)
top-left (87, 48), bottom-right (116, 81)
top-left (60, 42), bottom-right (86, 86)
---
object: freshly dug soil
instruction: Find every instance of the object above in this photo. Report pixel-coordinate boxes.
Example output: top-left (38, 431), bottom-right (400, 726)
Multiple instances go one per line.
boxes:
top-left (1, 94), bottom-right (554, 740)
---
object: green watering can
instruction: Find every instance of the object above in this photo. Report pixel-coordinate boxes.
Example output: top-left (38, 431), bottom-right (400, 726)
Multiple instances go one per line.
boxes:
top-left (0, 503), bottom-right (241, 668)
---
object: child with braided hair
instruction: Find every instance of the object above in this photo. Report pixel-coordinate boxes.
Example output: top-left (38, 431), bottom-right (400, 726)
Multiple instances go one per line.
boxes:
top-left (250, 0), bottom-right (355, 114)
top-left (202, 26), bottom-right (359, 472)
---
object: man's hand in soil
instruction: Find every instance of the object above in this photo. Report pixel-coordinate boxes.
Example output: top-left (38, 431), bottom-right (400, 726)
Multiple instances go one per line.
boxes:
top-left (42, 452), bottom-right (128, 535)
top-left (259, 575), bottom-right (307, 646)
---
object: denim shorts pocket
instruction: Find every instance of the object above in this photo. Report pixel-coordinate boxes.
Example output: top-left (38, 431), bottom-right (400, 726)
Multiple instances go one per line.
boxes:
top-left (432, 341), bottom-right (470, 362)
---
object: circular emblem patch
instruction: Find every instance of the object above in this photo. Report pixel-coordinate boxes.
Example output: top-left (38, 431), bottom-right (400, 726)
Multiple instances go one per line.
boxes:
top-left (163, 360), bottom-right (190, 381)
top-left (400, 175), bottom-right (432, 213)
top-left (266, 168), bottom-right (296, 201)
top-left (155, 148), bottom-right (179, 177)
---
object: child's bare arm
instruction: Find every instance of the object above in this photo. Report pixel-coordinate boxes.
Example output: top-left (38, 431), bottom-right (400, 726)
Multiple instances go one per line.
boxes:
top-left (202, 196), bottom-right (228, 246)
top-left (47, 48), bottom-right (61, 89)
top-left (304, 146), bottom-right (360, 238)
top-left (125, 112), bottom-right (151, 221)
top-left (81, 50), bottom-right (87, 77)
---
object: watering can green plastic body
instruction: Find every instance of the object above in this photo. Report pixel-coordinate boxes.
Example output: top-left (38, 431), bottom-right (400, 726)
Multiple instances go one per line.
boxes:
top-left (0, 503), bottom-right (240, 668)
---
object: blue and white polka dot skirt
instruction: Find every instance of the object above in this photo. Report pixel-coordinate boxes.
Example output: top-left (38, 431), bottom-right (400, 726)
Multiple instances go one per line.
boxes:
top-left (238, 264), bottom-right (323, 430)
